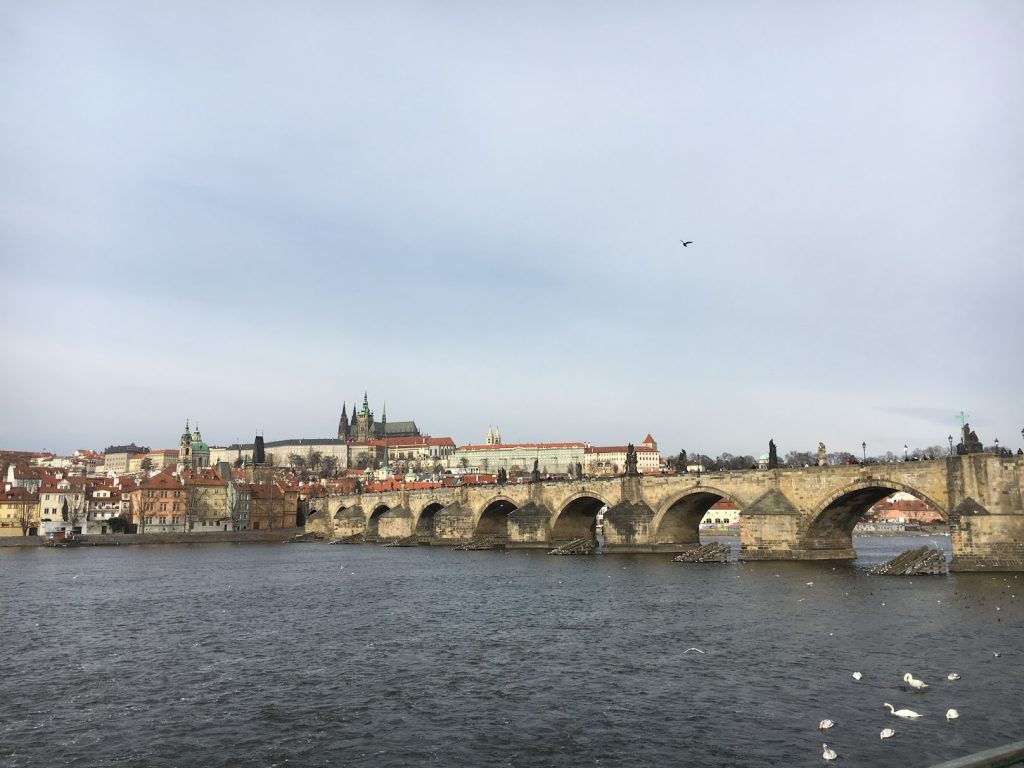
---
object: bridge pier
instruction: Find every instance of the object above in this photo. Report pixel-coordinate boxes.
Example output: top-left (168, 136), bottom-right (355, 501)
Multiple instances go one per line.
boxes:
top-left (950, 498), bottom-right (1024, 571)
top-left (604, 501), bottom-right (682, 553)
top-left (434, 502), bottom-right (474, 545)
top-left (332, 505), bottom-right (366, 540)
top-left (507, 502), bottom-right (553, 549)
top-left (377, 505), bottom-right (413, 540)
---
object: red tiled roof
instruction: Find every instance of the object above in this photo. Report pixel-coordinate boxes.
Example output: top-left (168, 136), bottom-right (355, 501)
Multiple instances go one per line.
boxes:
top-left (459, 474), bottom-right (498, 485)
top-left (2, 487), bottom-right (37, 501)
top-left (457, 442), bottom-right (586, 451)
top-left (586, 445), bottom-right (657, 454)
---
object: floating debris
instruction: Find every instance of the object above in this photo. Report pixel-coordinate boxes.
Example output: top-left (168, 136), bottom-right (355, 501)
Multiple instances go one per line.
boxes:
top-left (453, 536), bottom-right (501, 551)
top-left (870, 547), bottom-right (948, 575)
top-left (382, 536), bottom-right (419, 547)
top-left (672, 543), bottom-right (731, 563)
top-left (548, 538), bottom-right (598, 555)
top-left (288, 532), bottom-right (325, 543)
top-left (330, 532), bottom-right (366, 545)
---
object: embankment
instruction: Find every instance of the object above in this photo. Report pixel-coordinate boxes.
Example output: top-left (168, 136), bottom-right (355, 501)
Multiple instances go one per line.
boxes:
top-left (0, 528), bottom-right (303, 548)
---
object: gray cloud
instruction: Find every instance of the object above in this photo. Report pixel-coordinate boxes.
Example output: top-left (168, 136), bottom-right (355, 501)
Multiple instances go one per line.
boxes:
top-left (1, 1), bottom-right (1022, 457)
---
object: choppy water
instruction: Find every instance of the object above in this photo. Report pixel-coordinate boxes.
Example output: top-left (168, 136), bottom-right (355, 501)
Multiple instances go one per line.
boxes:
top-left (1, 536), bottom-right (1021, 767)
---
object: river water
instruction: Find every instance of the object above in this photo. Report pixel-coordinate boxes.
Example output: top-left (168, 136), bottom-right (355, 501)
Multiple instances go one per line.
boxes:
top-left (1, 536), bottom-right (1020, 767)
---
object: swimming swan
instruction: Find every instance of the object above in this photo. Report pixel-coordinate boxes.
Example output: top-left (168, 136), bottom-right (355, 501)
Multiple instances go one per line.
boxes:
top-left (880, 728), bottom-right (895, 739)
top-left (903, 672), bottom-right (928, 689)
top-left (822, 744), bottom-right (837, 761)
top-left (947, 673), bottom-right (960, 681)
top-left (851, 672), bottom-right (862, 681)
top-left (884, 703), bottom-right (921, 718)
top-left (946, 708), bottom-right (959, 721)
top-left (819, 719), bottom-right (835, 730)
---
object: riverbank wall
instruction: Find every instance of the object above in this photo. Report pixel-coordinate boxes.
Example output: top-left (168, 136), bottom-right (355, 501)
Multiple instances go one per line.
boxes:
top-left (0, 528), bottom-right (304, 548)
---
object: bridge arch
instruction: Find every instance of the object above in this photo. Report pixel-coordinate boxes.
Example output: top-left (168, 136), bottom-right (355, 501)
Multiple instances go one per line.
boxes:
top-left (551, 491), bottom-right (612, 542)
top-left (806, 479), bottom-right (948, 542)
top-left (367, 503), bottom-right (390, 540)
top-left (653, 486), bottom-right (747, 546)
top-left (474, 496), bottom-right (518, 539)
top-left (415, 501), bottom-right (446, 538)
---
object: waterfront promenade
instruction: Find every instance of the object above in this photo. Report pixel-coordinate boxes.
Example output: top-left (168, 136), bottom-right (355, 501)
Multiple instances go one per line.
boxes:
top-left (0, 528), bottom-right (302, 548)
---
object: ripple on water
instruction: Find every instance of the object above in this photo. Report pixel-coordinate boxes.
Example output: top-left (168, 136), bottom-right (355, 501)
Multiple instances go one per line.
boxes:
top-left (0, 538), bottom-right (1020, 767)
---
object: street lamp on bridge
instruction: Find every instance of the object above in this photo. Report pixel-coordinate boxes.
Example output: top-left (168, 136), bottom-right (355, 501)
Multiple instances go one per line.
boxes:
top-left (861, 442), bottom-right (866, 464)
top-left (995, 438), bottom-right (999, 455)
top-left (904, 444), bottom-right (909, 461)
top-left (948, 435), bottom-right (954, 456)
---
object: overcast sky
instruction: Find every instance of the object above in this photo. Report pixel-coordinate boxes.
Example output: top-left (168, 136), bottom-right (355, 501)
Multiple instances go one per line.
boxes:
top-left (2, 1), bottom-right (1022, 459)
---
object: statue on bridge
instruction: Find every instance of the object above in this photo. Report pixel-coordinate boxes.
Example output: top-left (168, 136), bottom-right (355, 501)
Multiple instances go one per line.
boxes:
top-left (676, 450), bottom-right (688, 473)
top-left (768, 439), bottom-right (778, 469)
top-left (818, 442), bottom-right (827, 467)
top-left (625, 444), bottom-right (639, 476)
top-left (957, 423), bottom-right (984, 455)
top-left (531, 459), bottom-right (541, 483)
top-left (497, 467), bottom-right (508, 485)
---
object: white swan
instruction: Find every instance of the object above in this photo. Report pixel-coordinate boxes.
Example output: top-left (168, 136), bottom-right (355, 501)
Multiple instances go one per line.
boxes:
top-left (947, 672), bottom-right (960, 681)
top-left (822, 743), bottom-right (837, 761)
top-left (884, 703), bottom-right (921, 718)
top-left (880, 728), bottom-right (895, 739)
top-left (946, 708), bottom-right (959, 721)
top-left (903, 672), bottom-right (928, 689)
top-left (851, 672), bottom-right (863, 681)
top-left (819, 719), bottom-right (835, 730)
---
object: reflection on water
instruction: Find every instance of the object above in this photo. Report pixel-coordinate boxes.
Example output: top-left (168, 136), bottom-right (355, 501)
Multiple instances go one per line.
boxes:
top-left (1, 537), bottom-right (1020, 768)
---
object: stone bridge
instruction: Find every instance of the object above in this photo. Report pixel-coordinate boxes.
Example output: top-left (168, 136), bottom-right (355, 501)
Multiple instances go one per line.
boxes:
top-left (306, 453), bottom-right (1024, 571)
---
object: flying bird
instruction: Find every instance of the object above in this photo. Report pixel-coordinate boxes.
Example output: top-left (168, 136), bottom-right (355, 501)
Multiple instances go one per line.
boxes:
top-left (680, 240), bottom-right (693, 247)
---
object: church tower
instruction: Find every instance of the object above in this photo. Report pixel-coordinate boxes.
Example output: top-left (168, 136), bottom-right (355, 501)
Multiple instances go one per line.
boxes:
top-left (338, 403), bottom-right (350, 441)
top-left (178, 419), bottom-right (193, 466)
top-left (381, 401), bottom-right (388, 467)
top-left (191, 423), bottom-right (210, 468)
top-left (354, 391), bottom-right (374, 442)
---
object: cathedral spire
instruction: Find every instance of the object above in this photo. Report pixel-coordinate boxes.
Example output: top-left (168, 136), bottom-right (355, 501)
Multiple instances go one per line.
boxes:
top-left (338, 402), bottom-right (349, 441)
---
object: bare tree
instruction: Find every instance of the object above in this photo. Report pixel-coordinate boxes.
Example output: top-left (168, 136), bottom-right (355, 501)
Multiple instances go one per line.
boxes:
top-left (288, 453), bottom-right (307, 475)
top-left (61, 494), bottom-right (86, 535)
top-left (321, 455), bottom-right (339, 478)
top-left (307, 450), bottom-right (323, 475)
top-left (227, 482), bottom-right (249, 531)
top-left (19, 502), bottom-right (35, 536)
top-left (184, 485), bottom-right (208, 532)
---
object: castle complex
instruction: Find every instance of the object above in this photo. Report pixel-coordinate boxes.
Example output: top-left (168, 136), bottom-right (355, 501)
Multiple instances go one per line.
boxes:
top-left (336, 392), bottom-right (421, 443)
top-left (203, 391), bottom-right (434, 471)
